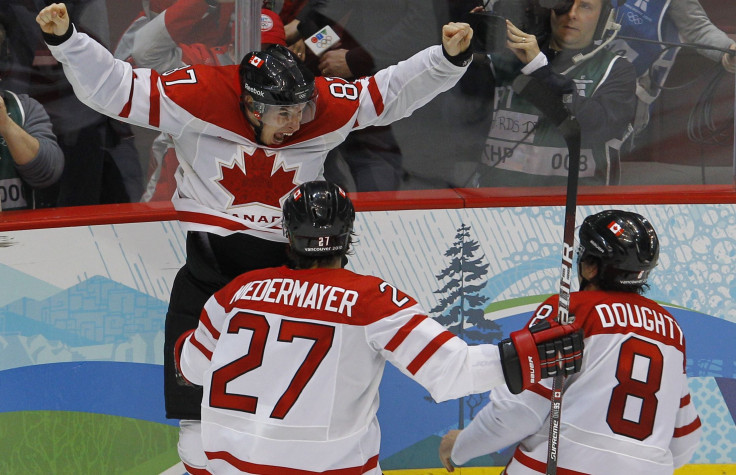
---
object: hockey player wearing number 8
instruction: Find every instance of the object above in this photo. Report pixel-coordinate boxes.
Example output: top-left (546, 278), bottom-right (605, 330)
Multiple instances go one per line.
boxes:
top-left (174, 180), bottom-right (584, 474)
top-left (439, 209), bottom-right (702, 474)
top-left (35, 2), bottom-right (481, 471)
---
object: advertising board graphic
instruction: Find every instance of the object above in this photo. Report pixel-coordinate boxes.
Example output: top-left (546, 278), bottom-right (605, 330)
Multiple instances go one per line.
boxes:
top-left (0, 205), bottom-right (734, 473)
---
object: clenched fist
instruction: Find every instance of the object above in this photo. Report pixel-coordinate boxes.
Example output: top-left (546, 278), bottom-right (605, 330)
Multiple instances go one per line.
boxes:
top-left (442, 22), bottom-right (473, 57)
top-left (36, 3), bottom-right (70, 36)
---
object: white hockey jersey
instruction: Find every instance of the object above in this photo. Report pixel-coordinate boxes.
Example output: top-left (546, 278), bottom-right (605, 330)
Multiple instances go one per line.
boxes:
top-left (451, 290), bottom-right (702, 474)
top-left (177, 265), bottom-right (506, 474)
top-left (48, 28), bottom-right (468, 241)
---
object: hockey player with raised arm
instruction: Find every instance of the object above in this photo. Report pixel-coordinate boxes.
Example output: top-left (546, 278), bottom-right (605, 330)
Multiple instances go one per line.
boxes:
top-left (439, 210), bottom-right (702, 474)
top-left (175, 180), bottom-right (584, 474)
top-left (35, 3), bottom-right (480, 472)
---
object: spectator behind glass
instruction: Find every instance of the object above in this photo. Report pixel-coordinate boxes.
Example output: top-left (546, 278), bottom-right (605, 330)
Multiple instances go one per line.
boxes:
top-left (0, 88), bottom-right (64, 210)
top-left (278, 0), bottom-right (304, 27)
top-left (124, 0), bottom-right (287, 201)
top-left (0, 11), bottom-right (63, 210)
top-left (284, 0), bottom-right (443, 192)
top-left (1, 1), bottom-right (143, 206)
top-left (463, 0), bottom-right (636, 188)
top-left (113, 0), bottom-right (235, 63)
top-left (607, 0), bottom-right (736, 139)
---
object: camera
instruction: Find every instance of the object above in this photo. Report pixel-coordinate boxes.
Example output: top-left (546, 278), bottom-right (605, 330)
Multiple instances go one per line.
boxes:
top-left (466, 0), bottom-right (573, 54)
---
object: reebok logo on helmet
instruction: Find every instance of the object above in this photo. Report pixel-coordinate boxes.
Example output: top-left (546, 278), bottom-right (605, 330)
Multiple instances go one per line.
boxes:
top-left (244, 84), bottom-right (265, 96)
top-left (588, 240), bottom-right (606, 254)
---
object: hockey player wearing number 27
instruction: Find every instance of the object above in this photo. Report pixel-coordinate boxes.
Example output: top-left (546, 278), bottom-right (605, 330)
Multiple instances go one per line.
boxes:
top-left (440, 210), bottom-right (702, 474)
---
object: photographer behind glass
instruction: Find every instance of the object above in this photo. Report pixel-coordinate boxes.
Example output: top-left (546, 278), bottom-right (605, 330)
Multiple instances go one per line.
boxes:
top-left (464, 0), bottom-right (635, 187)
top-left (0, 13), bottom-right (64, 210)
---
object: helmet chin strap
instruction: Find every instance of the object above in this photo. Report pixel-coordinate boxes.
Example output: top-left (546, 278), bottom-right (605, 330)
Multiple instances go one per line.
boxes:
top-left (251, 120), bottom-right (266, 146)
top-left (577, 259), bottom-right (598, 291)
top-left (241, 99), bottom-right (267, 145)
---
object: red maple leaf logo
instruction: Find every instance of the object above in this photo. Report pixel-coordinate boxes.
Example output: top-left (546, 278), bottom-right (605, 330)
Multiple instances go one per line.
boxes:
top-left (217, 148), bottom-right (298, 209)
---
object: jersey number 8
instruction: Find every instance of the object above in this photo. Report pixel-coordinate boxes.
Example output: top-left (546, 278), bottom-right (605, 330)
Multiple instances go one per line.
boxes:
top-left (606, 336), bottom-right (664, 440)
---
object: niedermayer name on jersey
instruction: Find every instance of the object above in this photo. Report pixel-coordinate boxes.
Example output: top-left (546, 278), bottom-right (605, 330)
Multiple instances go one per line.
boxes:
top-left (229, 278), bottom-right (359, 317)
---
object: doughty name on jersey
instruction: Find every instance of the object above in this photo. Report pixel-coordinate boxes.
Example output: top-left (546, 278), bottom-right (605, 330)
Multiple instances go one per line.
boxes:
top-left (594, 302), bottom-right (684, 345)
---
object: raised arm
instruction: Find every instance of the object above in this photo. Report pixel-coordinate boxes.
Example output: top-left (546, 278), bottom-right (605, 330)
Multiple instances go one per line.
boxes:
top-left (351, 22), bottom-right (474, 129)
top-left (37, 3), bottom-right (191, 138)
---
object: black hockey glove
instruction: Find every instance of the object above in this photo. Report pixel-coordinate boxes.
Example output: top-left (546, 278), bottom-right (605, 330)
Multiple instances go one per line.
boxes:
top-left (498, 320), bottom-right (584, 394)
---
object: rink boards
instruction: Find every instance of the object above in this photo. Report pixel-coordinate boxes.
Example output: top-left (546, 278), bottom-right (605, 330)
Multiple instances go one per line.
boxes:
top-left (0, 203), bottom-right (734, 473)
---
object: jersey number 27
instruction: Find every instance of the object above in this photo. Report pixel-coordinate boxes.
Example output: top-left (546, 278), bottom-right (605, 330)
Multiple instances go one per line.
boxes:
top-left (209, 311), bottom-right (335, 419)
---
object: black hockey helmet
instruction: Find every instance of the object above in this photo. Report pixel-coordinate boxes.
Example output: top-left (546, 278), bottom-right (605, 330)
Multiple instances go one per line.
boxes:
top-left (239, 44), bottom-right (317, 126)
top-left (282, 181), bottom-right (355, 257)
top-left (577, 209), bottom-right (659, 288)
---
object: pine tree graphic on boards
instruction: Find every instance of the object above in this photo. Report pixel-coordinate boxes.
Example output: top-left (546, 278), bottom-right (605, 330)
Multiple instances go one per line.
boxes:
top-left (430, 223), bottom-right (502, 428)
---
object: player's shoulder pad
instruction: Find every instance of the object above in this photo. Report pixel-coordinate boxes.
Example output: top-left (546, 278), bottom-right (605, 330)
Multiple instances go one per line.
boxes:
top-left (309, 77), bottom-right (363, 123)
top-left (336, 270), bottom-right (420, 323)
top-left (158, 64), bottom-right (249, 130)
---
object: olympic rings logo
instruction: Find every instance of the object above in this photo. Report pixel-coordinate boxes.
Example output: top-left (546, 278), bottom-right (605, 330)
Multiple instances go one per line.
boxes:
top-left (626, 12), bottom-right (643, 25)
top-left (311, 35), bottom-right (333, 47)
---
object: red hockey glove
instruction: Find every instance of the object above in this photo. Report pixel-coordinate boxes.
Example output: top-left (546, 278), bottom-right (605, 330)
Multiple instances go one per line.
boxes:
top-left (498, 320), bottom-right (584, 394)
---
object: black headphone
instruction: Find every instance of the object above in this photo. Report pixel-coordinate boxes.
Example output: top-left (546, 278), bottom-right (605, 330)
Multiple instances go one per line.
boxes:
top-left (540, 0), bottom-right (626, 44)
top-left (594, 0), bottom-right (627, 44)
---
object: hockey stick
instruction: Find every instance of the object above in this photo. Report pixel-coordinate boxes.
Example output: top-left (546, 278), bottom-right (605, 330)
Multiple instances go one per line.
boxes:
top-left (512, 75), bottom-right (581, 475)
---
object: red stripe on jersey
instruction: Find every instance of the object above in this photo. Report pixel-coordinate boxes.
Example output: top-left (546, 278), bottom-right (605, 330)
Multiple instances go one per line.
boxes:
top-left (385, 314), bottom-right (425, 352)
top-left (680, 393), bottom-right (691, 408)
top-left (190, 333), bottom-right (213, 360)
top-left (513, 447), bottom-right (589, 474)
top-left (407, 331), bottom-right (455, 375)
top-left (119, 72), bottom-right (137, 118)
top-left (674, 416), bottom-right (702, 438)
top-left (366, 77), bottom-right (384, 116)
top-left (206, 450), bottom-right (379, 474)
top-left (176, 211), bottom-right (281, 232)
top-left (150, 70), bottom-right (161, 127)
top-left (183, 462), bottom-right (211, 475)
top-left (201, 308), bottom-right (221, 340)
